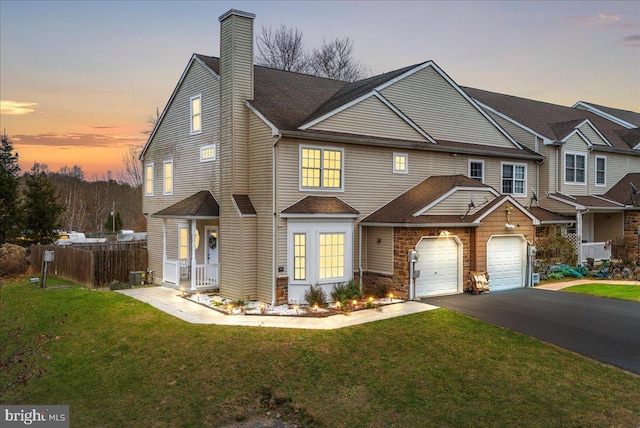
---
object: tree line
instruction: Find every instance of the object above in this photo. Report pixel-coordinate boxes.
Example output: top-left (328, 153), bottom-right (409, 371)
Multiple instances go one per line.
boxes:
top-left (0, 133), bottom-right (144, 246)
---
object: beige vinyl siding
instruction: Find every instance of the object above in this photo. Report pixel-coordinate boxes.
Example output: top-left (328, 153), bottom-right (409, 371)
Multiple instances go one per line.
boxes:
top-left (364, 227), bottom-right (393, 274)
top-left (426, 190), bottom-right (497, 215)
top-left (310, 96), bottom-right (428, 142)
top-left (275, 137), bottom-right (536, 269)
top-left (591, 152), bottom-right (640, 195)
top-left (594, 213), bottom-right (623, 241)
top-left (560, 134), bottom-right (589, 196)
top-left (578, 123), bottom-right (608, 146)
top-left (380, 66), bottom-right (515, 148)
top-left (248, 113), bottom-right (275, 301)
top-left (141, 60), bottom-right (221, 282)
top-left (485, 111), bottom-right (537, 151)
top-left (538, 145), bottom-right (554, 195)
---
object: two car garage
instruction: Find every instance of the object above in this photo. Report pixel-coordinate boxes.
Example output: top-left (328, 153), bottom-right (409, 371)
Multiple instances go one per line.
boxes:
top-left (414, 234), bottom-right (527, 298)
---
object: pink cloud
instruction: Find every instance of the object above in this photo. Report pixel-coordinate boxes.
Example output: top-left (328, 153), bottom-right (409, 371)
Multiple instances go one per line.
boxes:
top-left (12, 132), bottom-right (145, 148)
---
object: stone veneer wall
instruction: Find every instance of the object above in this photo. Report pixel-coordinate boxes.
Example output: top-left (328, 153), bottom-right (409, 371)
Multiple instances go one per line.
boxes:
top-left (276, 277), bottom-right (288, 305)
top-left (623, 210), bottom-right (640, 260)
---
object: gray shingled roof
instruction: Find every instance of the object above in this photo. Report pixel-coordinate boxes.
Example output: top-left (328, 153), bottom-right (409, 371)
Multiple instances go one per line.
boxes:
top-left (153, 191), bottom-right (219, 218)
top-left (527, 207), bottom-right (573, 224)
top-left (604, 173), bottom-right (640, 206)
top-left (232, 194), bottom-right (257, 216)
top-left (578, 102), bottom-right (640, 128)
top-left (463, 87), bottom-right (639, 152)
top-left (281, 196), bottom-right (359, 216)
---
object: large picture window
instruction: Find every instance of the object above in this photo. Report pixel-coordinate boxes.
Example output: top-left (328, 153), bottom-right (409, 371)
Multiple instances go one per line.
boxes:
top-left (565, 153), bottom-right (586, 184)
top-left (501, 163), bottom-right (526, 196)
top-left (300, 146), bottom-right (343, 190)
top-left (319, 233), bottom-right (345, 280)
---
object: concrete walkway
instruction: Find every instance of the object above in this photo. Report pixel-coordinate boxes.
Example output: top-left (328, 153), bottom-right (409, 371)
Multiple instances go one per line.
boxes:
top-left (116, 286), bottom-right (438, 329)
top-left (535, 279), bottom-right (640, 291)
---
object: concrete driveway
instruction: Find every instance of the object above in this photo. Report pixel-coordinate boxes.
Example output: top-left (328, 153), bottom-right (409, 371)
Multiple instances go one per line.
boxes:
top-left (423, 288), bottom-right (640, 375)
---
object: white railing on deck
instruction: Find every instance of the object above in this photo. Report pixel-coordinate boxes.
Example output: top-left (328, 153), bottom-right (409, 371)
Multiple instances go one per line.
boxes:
top-left (163, 259), bottom-right (179, 284)
top-left (195, 263), bottom-right (218, 289)
top-left (581, 242), bottom-right (611, 263)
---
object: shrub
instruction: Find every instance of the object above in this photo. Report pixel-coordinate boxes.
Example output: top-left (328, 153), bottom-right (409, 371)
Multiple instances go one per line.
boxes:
top-left (303, 285), bottom-right (327, 307)
top-left (0, 244), bottom-right (28, 277)
top-left (535, 235), bottom-right (577, 267)
top-left (331, 280), bottom-right (362, 306)
top-left (362, 280), bottom-right (390, 298)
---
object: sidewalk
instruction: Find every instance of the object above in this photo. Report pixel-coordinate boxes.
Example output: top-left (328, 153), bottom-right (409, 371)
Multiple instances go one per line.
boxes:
top-left (535, 279), bottom-right (640, 291)
top-left (116, 286), bottom-right (438, 329)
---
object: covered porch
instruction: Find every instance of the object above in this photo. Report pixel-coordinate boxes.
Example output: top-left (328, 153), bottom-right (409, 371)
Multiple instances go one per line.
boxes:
top-left (153, 191), bottom-right (220, 291)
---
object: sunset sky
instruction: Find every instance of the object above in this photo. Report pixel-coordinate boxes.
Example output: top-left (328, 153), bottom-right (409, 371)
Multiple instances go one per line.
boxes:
top-left (1, 1), bottom-right (639, 179)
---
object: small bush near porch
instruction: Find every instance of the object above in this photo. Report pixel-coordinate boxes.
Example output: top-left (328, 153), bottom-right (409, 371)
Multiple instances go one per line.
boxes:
top-left (2, 276), bottom-right (639, 426)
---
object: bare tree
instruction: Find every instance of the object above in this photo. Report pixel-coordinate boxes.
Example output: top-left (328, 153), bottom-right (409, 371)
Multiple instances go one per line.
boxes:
top-left (144, 107), bottom-right (161, 135)
top-left (117, 145), bottom-right (143, 188)
top-left (310, 38), bottom-right (368, 82)
top-left (256, 25), bottom-right (309, 73)
top-left (54, 165), bottom-right (86, 231)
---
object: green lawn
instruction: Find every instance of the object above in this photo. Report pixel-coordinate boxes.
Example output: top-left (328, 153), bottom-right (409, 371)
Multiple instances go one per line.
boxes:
top-left (562, 283), bottom-right (640, 302)
top-left (2, 277), bottom-right (640, 427)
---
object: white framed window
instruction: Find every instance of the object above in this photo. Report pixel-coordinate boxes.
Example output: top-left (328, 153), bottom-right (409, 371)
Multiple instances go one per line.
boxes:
top-left (163, 160), bottom-right (173, 195)
top-left (293, 233), bottom-right (306, 281)
top-left (200, 144), bottom-right (216, 162)
top-left (393, 153), bottom-right (408, 174)
top-left (468, 159), bottom-right (484, 183)
top-left (501, 162), bottom-right (526, 196)
top-left (144, 163), bottom-right (154, 196)
top-left (595, 156), bottom-right (606, 186)
top-left (288, 220), bottom-right (353, 285)
top-left (178, 226), bottom-right (189, 260)
top-left (300, 146), bottom-right (344, 191)
top-left (564, 152), bottom-right (586, 185)
top-left (190, 94), bottom-right (202, 134)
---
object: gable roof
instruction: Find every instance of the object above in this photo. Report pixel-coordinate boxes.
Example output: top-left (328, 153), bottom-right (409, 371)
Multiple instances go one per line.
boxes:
top-left (573, 101), bottom-right (640, 129)
top-left (463, 87), bottom-right (639, 153)
top-left (603, 173), bottom-right (640, 207)
top-left (153, 191), bottom-right (220, 218)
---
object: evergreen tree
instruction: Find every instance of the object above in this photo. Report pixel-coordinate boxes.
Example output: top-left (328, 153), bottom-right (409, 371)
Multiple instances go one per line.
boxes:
top-left (22, 163), bottom-right (64, 245)
top-left (0, 133), bottom-right (21, 244)
top-left (104, 212), bottom-right (123, 233)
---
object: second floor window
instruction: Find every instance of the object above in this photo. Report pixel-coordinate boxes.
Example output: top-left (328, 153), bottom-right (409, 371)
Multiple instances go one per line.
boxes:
top-left (163, 160), bottom-right (173, 195)
top-left (502, 163), bottom-right (525, 196)
top-left (393, 153), bottom-right (408, 173)
top-left (595, 156), bottom-right (606, 186)
top-left (190, 95), bottom-right (202, 134)
top-left (565, 153), bottom-right (586, 184)
top-left (200, 144), bottom-right (216, 162)
top-left (300, 146), bottom-right (343, 190)
top-left (469, 160), bottom-right (484, 183)
top-left (145, 163), bottom-right (154, 196)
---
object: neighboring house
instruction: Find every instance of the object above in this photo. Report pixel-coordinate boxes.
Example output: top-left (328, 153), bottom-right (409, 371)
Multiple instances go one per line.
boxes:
top-left (464, 87), bottom-right (640, 262)
top-left (141, 9), bottom-right (633, 304)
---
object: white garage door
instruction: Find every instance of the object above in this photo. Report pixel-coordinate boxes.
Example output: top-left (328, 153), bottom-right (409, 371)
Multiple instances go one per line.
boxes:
top-left (487, 236), bottom-right (525, 291)
top-left (415, 237), bottom-right (460, 297)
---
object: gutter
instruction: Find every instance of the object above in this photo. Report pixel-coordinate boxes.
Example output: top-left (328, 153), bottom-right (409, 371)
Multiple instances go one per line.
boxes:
top-left (271, 133), bottom-right (281, 306)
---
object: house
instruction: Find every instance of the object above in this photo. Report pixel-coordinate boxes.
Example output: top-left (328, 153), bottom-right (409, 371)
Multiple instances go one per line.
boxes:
top-left (464, 87), bottom-right (640, 262)
top-left (141, 9), bottom-right (632, 304)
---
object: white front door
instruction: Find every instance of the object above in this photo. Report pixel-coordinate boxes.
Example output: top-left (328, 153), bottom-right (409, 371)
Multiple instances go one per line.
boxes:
top-left (205, 227), bottom-right (218, 265)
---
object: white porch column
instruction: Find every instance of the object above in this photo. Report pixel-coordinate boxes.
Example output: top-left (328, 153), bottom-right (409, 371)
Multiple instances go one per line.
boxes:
top-left (576, 211), bottom-right (583, 263)
top-left (190, 219), bottom-right (197, 291)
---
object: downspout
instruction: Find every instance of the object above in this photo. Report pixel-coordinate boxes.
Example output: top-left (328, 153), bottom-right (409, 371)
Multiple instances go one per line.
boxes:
top-left (358, 222), bottom-right (363, 288)
top-left (271, 133), bottom-right (281, 306)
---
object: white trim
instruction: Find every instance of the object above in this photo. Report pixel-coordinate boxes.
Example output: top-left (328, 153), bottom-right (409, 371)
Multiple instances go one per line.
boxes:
top-left (246, 102), bottom-right (280, 136)
top-left (144, 162), bottom-right (154, 196)
top-left (299, 91), bottom-right (374, 130)
top-left (373, 92), bottom-right (436, 143)
top-left (299, 145), bottom-right (345, 192)
top-left (413, 187), bottom-right (499, 217)
top-left (594, 155), bottom-right (606, 187)
top-left (500, 162), bottom-right (527, 197)
top-left (563, 151), bottom-right (587, 186)
top-left (190, 94), bottom-right (202, 135)
top-left (572, 101), bottom-right (637, 130)
top-left (577, 119), bottom-right (612, 147)
top-left (474, 196), bottom-right (540, 225)
top-left (565, 128), bottom-right (593, 148)
top-left (590, 194), bottom-right (625, 207)
top-left (163, 159), bottom-right (174, 195)
top-left (468, 159), bottom-right (484, 183)
top-left (281, 213), bottom-right (359, 219)
top-left (393, 152), bottom-right (408, 174)
top-left (199, 144), bottom-right (217, 162)
top-left (473, 99), bottom-right (547, 141)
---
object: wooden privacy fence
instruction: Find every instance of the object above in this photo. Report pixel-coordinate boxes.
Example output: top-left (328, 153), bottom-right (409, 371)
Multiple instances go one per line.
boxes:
top-left (30, 243), bottom-right (148, 288)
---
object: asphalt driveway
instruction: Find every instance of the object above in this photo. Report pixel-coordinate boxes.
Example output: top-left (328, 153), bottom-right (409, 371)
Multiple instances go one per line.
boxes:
top-left (423, 288), bottom-right (640, 375)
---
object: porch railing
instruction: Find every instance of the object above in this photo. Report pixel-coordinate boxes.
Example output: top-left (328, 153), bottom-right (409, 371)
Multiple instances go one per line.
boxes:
top-left (163, 259), bottom-right (179, 285)
top-left (580, 242), bottom-right (611, 263)
top-left (195, 263), bottom-right (219, 289)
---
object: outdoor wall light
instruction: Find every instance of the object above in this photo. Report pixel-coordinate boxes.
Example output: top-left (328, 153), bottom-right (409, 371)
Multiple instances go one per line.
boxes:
top-left (439, 230), bottom-right (450, 236)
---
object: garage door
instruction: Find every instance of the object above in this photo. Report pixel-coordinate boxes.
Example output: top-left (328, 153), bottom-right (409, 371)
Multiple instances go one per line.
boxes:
top-left (487, 236), bottom-right (525, 291)
top-left (415, 237), bottom-right (460, 297)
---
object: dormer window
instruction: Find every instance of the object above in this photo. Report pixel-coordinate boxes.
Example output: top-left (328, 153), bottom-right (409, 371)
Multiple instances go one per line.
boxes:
top-left (190, 94), bottom-right (202, 134)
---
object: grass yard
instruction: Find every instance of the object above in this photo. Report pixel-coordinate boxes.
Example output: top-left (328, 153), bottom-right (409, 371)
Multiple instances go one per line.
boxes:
top-left (1, 277), bottom-right (640, 427)
top-left (562, 283), bottom-right (640, 302)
